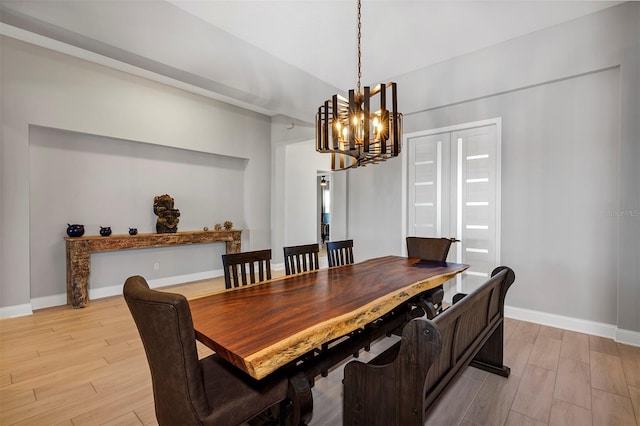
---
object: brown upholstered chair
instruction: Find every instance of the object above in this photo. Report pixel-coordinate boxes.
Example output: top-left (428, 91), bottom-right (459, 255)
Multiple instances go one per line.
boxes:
top-left (406, 236), bottom-right (455, 319)
top-left (123, 275), bottom-right (290, 426)
top-left (222, 249), bottom-right (272, 289)
top-left (283, 243), bottom-right (320, 276)
top-left (326, 239), bottom-right (354, 267)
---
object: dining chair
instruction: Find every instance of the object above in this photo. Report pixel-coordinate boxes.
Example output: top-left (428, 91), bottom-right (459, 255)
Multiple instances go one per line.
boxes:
top-left (123, 275), bottom-right (290, 426)
top-left (222, 249), bottom-right (272, 289)
top-left (283, 243), bottom-right (320, 275)
top-left (323, 239), bottom-right (361, 372)
top-left (406, 236), bottom-right (456, 319)
top-left (326, 239), bottom-right (354, 267)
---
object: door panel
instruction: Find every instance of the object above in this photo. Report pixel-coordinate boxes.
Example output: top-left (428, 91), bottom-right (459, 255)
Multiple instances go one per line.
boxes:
top-left (407, 122), bottom-right (500, 295)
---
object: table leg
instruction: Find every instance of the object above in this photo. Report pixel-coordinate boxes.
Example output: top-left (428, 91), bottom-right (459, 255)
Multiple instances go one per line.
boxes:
top-left (226, 232), bottom-right (241, 254)
top-left (67, 240), bottom-right (90, 308)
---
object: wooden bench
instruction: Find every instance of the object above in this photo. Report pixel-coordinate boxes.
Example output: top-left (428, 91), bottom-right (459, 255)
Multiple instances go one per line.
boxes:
top-left (343, 266), bottom-right (516, 426)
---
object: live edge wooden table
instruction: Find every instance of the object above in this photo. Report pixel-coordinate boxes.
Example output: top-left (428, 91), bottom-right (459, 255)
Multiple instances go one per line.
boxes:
top-left (65, 229), bottom-right (241, 308)
top-left (189, 256), bottom-right (468, 380)
top-left (190, 256), bottom-right (467, 423)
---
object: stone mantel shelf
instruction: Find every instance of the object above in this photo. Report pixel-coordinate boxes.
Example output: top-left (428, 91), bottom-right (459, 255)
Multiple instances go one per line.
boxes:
top-left (65, 229), bottom-right (242, 308)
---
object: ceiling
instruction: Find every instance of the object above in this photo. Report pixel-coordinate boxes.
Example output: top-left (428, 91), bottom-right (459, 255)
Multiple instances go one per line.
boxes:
top-left (0, 0), bottom-right (621, 123)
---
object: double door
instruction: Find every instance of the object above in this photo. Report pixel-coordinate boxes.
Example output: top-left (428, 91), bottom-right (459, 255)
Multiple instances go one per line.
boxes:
top-left (407, 120), bottom-right (501, 294)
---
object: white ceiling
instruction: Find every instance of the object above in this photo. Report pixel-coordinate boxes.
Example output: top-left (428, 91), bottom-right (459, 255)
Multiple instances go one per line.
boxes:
top-left (0, 0), bottom-right (621, 122)
top-left (168, 0), bottom-right (620, 90)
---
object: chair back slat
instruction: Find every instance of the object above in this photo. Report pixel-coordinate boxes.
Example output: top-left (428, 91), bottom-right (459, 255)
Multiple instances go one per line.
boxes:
top-left (222, 249), bottom-right (272, 289)
top-left (283, 243), bottom-right (320, 275)
top-left (326, 239), bottom-right (354, 267)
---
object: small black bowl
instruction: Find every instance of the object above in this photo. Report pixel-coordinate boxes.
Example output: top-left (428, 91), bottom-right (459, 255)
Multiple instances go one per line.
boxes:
top-left (66, 224), bottom-right (85, 237)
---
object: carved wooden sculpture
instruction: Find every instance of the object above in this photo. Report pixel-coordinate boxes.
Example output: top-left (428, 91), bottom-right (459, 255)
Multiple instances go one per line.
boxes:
top-left (153, 194), bottom-right (180, 233)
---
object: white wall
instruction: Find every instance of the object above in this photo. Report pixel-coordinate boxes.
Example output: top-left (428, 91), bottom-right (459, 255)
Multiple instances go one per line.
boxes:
top-left (408, 68), bottom-right (619, 324)
top-left (347, 156), bottom-right (405, 262)
top-left (283, 141), bottom-right (330, 249)
top-left (347, 3), bottom-right (639, 338)
top-left (1, 36), bottom-right (272, 313)
top-left (1, 3), bottom-right (636, 340)
top-left (29, 126), bottom-right (247, 301)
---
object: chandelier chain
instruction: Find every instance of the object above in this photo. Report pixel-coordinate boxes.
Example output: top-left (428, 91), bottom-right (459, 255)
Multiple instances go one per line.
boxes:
top-left (357, 0), bottom-right (361, 94)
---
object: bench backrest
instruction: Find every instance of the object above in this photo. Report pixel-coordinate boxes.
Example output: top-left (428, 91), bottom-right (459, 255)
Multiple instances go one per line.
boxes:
top-left (424, 265), bottom-right (515, 408)
top-left (343, 266), bottom-right (515, 426)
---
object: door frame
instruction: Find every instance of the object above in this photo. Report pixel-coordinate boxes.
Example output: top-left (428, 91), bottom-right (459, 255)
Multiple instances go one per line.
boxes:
top-left (401, 117), bottom-right (502, 262)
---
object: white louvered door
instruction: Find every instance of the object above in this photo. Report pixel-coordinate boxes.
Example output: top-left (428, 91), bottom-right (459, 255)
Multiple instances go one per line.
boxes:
top-left (407, 120), bottom-right (501, 295)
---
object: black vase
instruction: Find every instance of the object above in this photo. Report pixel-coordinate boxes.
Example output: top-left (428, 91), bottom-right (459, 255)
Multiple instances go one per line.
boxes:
top-left (66, 223), bottom-right (85, 237)
top-left (99, 226), bottom-right (112, 237)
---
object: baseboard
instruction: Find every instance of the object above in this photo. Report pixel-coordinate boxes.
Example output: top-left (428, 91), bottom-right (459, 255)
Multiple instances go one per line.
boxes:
top-left (615, 327), bottom-right (640, 347)
top-left (0, 303), bottom-right (33, 318)
top-left (4, 282), bottom-right (638, 347)
top-left (31, 294), bottom-right (67, 310)
top-left (26, 269), bottom-right (224, 313)
top-left (505, 305), bottom-right (639, 347)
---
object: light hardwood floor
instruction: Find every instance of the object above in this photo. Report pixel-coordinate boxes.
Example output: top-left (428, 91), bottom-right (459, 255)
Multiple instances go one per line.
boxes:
top-left (1, 276), bottom-right (638, 426)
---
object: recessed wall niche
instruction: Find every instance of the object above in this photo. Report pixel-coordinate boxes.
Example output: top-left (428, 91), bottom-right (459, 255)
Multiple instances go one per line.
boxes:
top-left (29, 125), bottom-right (247, 301)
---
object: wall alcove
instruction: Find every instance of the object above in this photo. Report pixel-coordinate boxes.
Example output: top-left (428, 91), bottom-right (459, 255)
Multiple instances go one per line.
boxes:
top-left (29, 125), bottom-right (247, 306)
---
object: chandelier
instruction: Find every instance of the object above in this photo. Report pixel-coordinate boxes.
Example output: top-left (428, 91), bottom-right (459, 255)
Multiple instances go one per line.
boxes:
top-left (316, 0), bottom-right (402, 171)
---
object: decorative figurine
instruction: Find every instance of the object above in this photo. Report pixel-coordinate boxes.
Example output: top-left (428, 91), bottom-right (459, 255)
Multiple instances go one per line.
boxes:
top-left (223, 221), bottom-right (233, 230)
top-left (129, 228), bottom-right (138, 235)
top-left (66, 224), bottom-right (85, 237)
top-left (99, 226), bottom-right (112, 237)
top-left (153, 194), bottom-right (180, 233)
top-left (214, 223), bottom-right (222, 231)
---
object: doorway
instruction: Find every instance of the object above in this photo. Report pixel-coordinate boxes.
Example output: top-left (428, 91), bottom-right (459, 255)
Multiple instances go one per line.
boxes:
top-left (318, 174), bottom-right (331, 246)
top-left (405, 118), bottom-right (502, 295)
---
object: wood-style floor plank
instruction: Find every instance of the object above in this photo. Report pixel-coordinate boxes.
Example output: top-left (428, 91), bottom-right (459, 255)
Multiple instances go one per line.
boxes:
top-left (548, 399), bottom-right (592, 426)
top-left (590, 334), bottom-right (620, 356)
top-left (510, 321), bottom-right (540, 345)
top-left (553, 357), bottom-right (591, 410)
top-left (504, 410), bottom-right (547, 426)
top-left (463, 373), bottom-right (521, 426)
top-left (1, 275), bottom-right (638, 426)
top-left (591, 388), bottom-right (637, 426)
top-left (528, 335), bottom-right (561, 371)
top-left (560, 330), bottom-right (590, 364)
top-left (424, 375), bottom-right (484, 426)
top-left (590, 350), bottom-right (629, 397)
top-left (629, 385), bottom-right (640, 426)
top-left (510, 364), bottom-right (556, 422)
top-left (618, 344), bottom-right (640, 388)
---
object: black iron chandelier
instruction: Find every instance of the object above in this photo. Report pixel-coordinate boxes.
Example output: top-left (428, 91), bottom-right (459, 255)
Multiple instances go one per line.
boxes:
top-left (315, 0), bottom-right (402, 171)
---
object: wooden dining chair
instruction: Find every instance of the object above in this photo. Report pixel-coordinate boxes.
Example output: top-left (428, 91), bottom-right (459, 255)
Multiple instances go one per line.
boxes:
top-left (222, 249), bottom-right (272, 289)
top-left (283, 243), bottom-right (320, 275)
top-left (326, 239), bottom-right (354, 267)
top-left (406, 236), bottom-right (456, 319)
top-left (323, 239), bottom-right (362, 372)
top-left (123, 275), bottom-right (290, 425)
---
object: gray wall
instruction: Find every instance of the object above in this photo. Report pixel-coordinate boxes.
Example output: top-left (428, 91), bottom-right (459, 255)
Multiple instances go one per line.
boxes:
top-left (346, 2), bottom-right (639, 333)
top-left (29, 126), bottom-right (247, 299)
top-left (1, 3), bottom-right (637, 337)
top-left (1, 36), bottom-right (272, 310)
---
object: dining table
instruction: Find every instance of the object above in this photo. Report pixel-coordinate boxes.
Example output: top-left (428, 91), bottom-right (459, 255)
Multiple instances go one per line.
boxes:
top-left (188, 255), bottom-right (469, 380)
